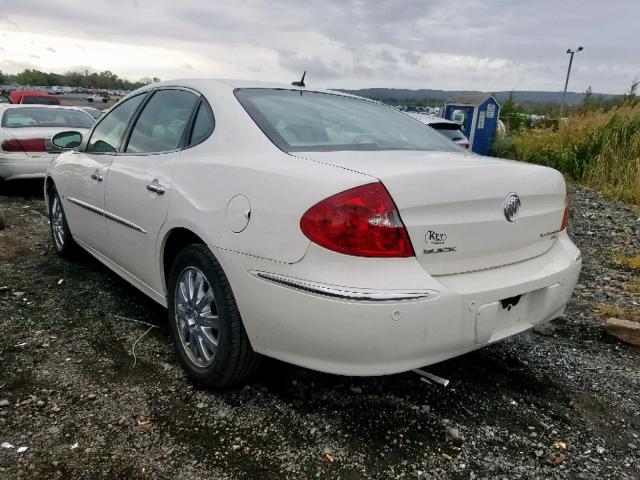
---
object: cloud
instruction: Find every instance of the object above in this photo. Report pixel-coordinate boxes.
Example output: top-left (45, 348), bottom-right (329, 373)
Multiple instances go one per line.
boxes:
top-left (45, 46), bottom-right (56, 53)
top-left (0, 0), bottom-right (637, 93)
top-left (277, 51), bottom-right (342, 80)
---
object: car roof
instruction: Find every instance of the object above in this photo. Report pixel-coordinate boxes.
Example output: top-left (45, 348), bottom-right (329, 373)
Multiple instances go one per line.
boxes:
top-left (139, 78), bottom-right (368, 101)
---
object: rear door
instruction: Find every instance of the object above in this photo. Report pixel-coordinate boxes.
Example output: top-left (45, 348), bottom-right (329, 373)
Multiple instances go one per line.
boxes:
top-left (104, 88), bottom-right (202, 293)
top-left (61, 94), bottom-right (146, 254)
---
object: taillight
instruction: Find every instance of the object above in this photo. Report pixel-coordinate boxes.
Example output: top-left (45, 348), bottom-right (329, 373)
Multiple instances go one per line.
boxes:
top-left (300, 182), bottom-right (415, 257)
top-left (1, 138), bottom-right (46, 152)
top-left (560, 190), bottom-right (570, 230)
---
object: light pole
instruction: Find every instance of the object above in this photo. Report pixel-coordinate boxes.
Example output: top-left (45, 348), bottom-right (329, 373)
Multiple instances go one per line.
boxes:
top-left (559, 46), bottom-right (583, 118)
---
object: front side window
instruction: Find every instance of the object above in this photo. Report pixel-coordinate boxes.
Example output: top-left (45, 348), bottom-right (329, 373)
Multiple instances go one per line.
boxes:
top-left (125, 89), bottom-right (199, 153)
top-left (86, 94), bottom-right (145, 153)
top-left (2, 108), bottom-right (94, 129)
top-left (235, 89), bottom-right (459, 153)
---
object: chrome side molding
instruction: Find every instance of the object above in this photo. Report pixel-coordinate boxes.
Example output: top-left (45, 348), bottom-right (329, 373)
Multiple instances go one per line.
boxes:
top-left (251, 271), bottom-right (438, 302)
top-left (67, 197), bottom-right (147, 234)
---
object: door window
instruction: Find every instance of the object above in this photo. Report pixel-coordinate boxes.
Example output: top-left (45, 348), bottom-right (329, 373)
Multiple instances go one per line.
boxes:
top-left (86, 94), bottom-right (145, 153)
top-left (125, 89), bottom-right (199, 154)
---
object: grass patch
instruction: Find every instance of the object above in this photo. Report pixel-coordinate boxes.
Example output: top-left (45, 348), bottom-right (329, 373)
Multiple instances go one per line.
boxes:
top-left (621, 280), bottom-right (640, 295)
top-left (594, 303), bottom-right (640, 322)
top-left (493, 103), bottom-right (640, 205)
top-left (611, 251), bottom-right (640, 271)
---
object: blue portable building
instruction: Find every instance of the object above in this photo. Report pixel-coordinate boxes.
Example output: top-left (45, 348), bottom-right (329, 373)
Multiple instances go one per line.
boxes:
top-left (443, 93), bottom-right (501, 155)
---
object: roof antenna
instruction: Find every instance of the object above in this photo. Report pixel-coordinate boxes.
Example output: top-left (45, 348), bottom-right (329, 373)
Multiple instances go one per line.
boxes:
top-left (291, 70), bottom-right (306, 87)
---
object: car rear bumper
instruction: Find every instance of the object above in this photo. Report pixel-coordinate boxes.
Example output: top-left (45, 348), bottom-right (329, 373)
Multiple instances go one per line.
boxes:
top-left (214, 232), bottom-right (581, 376)
top-left (0, 156), bottom-right (52, 181)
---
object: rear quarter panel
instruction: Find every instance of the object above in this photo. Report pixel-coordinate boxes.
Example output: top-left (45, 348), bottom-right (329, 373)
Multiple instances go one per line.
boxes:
top-left (162, 84), bottom-right (374, 268)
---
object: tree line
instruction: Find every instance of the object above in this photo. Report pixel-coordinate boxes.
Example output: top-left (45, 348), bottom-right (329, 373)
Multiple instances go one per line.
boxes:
top-left (0, 69), bottom-right (159, 90)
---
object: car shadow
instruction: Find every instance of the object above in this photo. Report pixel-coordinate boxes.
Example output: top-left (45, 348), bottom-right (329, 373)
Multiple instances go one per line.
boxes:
top-left (0, 178), bottom-right (46, 198)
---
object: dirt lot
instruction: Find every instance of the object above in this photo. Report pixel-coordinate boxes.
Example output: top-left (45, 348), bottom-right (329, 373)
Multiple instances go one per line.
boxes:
top-left (0, 181), bottom-right (638, 479)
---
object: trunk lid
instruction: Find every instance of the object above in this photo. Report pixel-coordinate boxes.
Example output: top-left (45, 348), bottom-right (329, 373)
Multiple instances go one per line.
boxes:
top-left (297, 150), bottom-right (566, 275)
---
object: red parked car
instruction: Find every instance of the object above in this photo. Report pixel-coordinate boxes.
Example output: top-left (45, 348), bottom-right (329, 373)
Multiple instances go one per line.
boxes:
top-left (9, 90), bottom-right (61, 105)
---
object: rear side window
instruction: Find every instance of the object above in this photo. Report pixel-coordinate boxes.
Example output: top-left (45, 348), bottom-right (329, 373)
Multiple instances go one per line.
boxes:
top-left (86, 94), bottom-right (145, 153)
top-left (2, 108), bottom-right (94, 129)
top-left (125, 89), bottom-right (199, 153)
top-left (188, 101), bottom-right (215, 146)
top-left (429, 123), bottom-right (466, 141)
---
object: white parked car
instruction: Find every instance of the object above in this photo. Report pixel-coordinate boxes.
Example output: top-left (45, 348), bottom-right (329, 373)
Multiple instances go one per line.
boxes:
top-left (86, 92), bottom-right (109, 103)
top-left (45, 80), bottom-right (581, 388)
top-left (0, 105), bottom-right (94, 183)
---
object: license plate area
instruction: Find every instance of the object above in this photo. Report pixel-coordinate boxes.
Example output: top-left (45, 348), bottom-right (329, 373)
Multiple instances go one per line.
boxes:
top-left (475, 293), bottom-right (528, 344)
top-left (500, 294), bottom-right (523, 311)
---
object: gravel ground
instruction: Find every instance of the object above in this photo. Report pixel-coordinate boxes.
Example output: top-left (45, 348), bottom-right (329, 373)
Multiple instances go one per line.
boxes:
top-left (0, 181), bottom-right (638, 479)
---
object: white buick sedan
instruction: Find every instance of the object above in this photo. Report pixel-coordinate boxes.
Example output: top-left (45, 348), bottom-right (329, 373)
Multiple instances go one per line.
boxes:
top-left (45, 79), bottom-right (581, 388)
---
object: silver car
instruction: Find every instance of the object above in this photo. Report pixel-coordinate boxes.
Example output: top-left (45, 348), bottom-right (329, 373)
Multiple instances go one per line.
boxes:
top-left (0, 105), bottom-right (94, 184)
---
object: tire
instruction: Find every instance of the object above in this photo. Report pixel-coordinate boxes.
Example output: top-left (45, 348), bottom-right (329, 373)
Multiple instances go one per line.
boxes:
top-left (167, 244), bottom-right (260, 388)
top-left (48, 186), bottom-right (78, 258)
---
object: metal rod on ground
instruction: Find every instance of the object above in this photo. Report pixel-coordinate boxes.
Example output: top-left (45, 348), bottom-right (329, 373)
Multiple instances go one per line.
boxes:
top-left (412, 368), bottom-right (450, 387)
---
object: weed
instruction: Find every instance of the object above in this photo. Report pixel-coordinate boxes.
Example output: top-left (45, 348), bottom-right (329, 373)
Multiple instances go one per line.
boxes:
top-left (594, 303), bottom-right (640, 322)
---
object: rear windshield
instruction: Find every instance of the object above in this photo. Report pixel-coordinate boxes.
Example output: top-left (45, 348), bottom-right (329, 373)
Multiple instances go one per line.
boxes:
top-left (235, 89), bottom-right (459, 153)
top-left (429, 123), bottom-right (467, 141)
top-left (2, 108), bottom-right (94, 128)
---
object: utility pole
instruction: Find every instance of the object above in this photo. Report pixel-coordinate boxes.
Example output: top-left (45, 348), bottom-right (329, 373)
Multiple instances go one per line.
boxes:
top-left (559, 46), bottom-right (583, 118)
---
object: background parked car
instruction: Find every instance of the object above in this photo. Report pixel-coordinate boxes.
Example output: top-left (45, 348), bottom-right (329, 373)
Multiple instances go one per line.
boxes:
top-left (406, 112), bottom-right (470, 149)
top-left (0, 94), bottom-right (10, 104)
top-left (86, 91), bottom-right (109, 103)
top-left (10, 90), bottom-right (61, 106)
top-left (0, 104), bottom-right (94, 183)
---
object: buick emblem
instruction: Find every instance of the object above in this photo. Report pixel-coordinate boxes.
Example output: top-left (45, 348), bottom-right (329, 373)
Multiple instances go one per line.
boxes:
top-left (503, 192), bottom-right (521, 222)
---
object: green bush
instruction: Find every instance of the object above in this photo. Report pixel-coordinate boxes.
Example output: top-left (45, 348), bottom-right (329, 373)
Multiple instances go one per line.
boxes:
top-left (494, 104), bottom-right (640, 205)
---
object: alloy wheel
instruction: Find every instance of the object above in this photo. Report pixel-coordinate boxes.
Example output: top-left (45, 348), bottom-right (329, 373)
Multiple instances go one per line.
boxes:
top-left (174, 267), bottom-right (220, 367)
top-left (51, 195), bottom-right (65, 250)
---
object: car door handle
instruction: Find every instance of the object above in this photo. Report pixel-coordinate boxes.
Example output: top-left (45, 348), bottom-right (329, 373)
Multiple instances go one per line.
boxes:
top-left (146, 183), bottom-right (166, 195)
top-left (90, 172), bottom-right (103, 182)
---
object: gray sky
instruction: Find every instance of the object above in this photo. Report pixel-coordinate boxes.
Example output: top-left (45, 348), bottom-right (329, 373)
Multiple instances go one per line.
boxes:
top-left (0, 0), bottom-right (637, 94)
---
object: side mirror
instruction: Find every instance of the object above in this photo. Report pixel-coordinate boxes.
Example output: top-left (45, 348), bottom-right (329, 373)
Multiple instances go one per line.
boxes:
top-left (52, 131), bottom-right (82, 150)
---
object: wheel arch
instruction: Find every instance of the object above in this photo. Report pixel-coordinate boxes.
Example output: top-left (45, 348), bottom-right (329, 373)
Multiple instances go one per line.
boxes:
top-left (44, 176), bottom-right (56, 209)
top-left (160, 227), bottom-right (207, 293)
